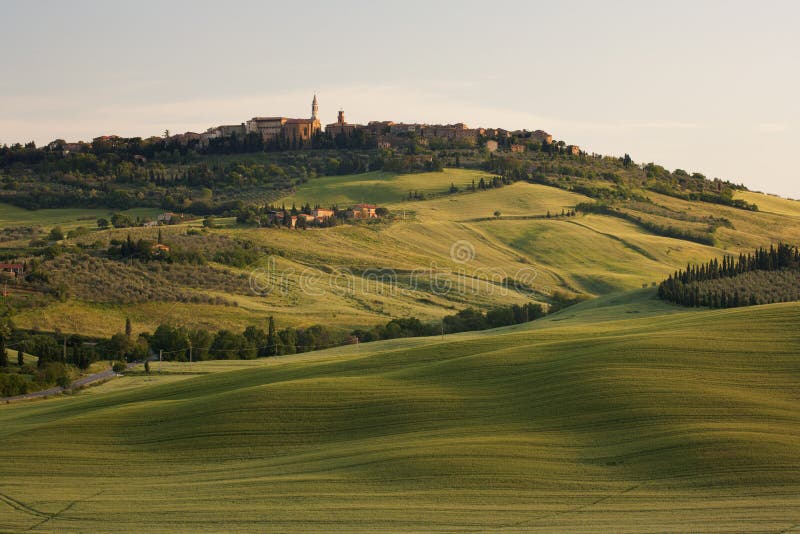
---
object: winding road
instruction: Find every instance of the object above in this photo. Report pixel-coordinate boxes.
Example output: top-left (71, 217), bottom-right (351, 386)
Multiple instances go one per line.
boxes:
top-left (1, 362), bottom-right (140, 403)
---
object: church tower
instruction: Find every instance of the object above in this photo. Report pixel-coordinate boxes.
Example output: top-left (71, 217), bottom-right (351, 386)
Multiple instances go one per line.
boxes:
top-left (311, 94), bottom-right (319, 121)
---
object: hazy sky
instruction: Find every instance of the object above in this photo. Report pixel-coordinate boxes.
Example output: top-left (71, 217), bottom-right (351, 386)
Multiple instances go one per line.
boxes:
top-left (2, 1), bottom-right (798, 197)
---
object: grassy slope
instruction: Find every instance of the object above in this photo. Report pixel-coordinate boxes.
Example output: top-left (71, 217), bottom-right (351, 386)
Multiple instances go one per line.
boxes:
top-left (6, 173), bottom-right (800, 337)
top-left (1, 291), bottom-right (800, 532)
top-left (281, 168), bottom-right (489, 207)
top-left (736, 190), bottom-right (800, 217)
top-left (0, 204), bottom-right (160, 232)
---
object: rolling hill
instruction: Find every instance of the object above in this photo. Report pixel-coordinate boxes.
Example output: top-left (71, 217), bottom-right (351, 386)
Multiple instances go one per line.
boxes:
top-left (7, 169), bottom-right (799, 338)
top-left (1, 290), bottom-right (799, 531)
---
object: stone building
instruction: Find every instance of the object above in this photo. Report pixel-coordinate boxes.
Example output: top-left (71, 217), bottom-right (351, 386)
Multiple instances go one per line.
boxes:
top-left (531, 130), bottom-right (553, 144)
top-left (245, 95), bottom-right (321, 144)
top-left (325, 110), bottom-right (359, 138)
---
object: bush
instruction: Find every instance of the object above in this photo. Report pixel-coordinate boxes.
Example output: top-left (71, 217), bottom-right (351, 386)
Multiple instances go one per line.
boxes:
top-left (0, 373), bottom-right (29, 396)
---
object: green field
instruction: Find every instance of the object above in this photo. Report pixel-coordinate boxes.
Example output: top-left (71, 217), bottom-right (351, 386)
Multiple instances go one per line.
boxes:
top-left (281, 168), bottom-right (491, 207)
top-left (0, 203), bottom-right (161, 231)
top-left (1, 290), bottom-right (799, 531)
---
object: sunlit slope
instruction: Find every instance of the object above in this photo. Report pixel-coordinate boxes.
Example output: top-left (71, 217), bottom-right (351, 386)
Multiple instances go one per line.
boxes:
top-left (10, 174), bottom-right (800, 337)
top-left (281, 168), bottom-right (489, 206)
top-left (387, 181), bottom-right (592, 220)
top-left (736, 190), bottom-right (800, 218)
top-left (651, 191), bottom-right (800, 250)
top-left (475, 214), bottom-right (728, 293)
top-left (2, 291), bottom-right (799, 532)
top-left (0, 204), bottom-right (160, 231)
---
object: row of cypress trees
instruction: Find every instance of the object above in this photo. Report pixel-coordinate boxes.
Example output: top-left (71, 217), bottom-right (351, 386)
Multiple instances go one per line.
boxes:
top-left (658, 243), bottom-right (800, 308)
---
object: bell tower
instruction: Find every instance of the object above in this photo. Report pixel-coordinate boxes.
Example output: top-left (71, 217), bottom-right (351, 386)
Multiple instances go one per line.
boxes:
top-left (311, 94), bottom-right (319, 121)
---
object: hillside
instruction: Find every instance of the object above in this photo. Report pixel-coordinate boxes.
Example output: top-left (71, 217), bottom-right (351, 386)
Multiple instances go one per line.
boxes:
top-left (1, 291), bottom-right (799, 531)
top-left (2, 167), bottom-right (799, 338)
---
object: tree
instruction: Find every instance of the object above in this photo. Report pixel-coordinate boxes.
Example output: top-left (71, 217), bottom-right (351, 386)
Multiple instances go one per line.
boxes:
top-left (125, 317), bottom-right (132, 338)
top-left (17, 348), bottom-right (24, 367)
top-left (494, 210), bottom-right (502, 218)
top-left (622, 153), bottom-right (633, 167)
top-left (0, 315), bottom-right (11, 368)
top-left (210, 330), bottom-right (250, 360)
top-left (266, 316), bottom-right (278, 356)
top-left (188, 329), bottom-right (213, 362)
top-left (48, 226), bottom-right (65, 241)
top-left (97, 218), bottom-right (110, 229)
top-left (144, 360), bottom-right (150, 375)
top-left (108, 333), bottom-right (134, 362)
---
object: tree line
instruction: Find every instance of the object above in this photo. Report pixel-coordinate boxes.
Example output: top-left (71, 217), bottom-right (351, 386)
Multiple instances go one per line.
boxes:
top-left (351, 302), bottom-right (547, 342)
top-left (658, 243), bottom-right (800, 308)
top-left (118, 301), bottom-right (554, 364)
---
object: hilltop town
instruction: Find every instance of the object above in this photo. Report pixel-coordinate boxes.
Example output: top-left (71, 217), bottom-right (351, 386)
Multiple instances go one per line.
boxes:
top-left (170, 94), bottom-right (569, 153)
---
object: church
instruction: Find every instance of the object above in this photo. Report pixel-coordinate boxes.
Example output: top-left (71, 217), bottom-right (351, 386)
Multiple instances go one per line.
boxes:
top-left (246, 95), bottom-right (321, 145)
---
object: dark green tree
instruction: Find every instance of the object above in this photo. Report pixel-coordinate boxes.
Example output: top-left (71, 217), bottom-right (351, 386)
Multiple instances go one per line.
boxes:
top-left (266, 316), bottom-right (278, 356)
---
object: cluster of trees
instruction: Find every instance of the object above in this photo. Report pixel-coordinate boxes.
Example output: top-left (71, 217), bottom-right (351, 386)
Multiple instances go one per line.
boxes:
top-left (2, 132), bottom-right (759, 223)
top-left (0, 140), bottom-right (387, 213)
top-left (0, 312), bottom-right (102, 396)
top-left (117, 301), bottom-right (554, 365)
top-left (351, 302), bottom-right (547, 342)
top-left (658, 243), bottom-right (800, 308)
top-left (643, 164), bottom-right (756, 210)
top-left (17, 332), bottom-right (101, 370)
top-left (204, 129), bottom-right (376, 153)
top-left (147, 318), bottom-right (347, 361)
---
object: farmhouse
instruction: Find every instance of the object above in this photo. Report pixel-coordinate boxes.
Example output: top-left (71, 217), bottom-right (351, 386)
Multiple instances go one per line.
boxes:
top-left (312, 208), bottom-right (334, 219)
top-left (350, 204), bottom-right (379, 219)
top-left (151, 243), bottom-right (170, 256)
top-left (0, 263), bottom-right (24, 277)
top-left (157, 212), bottom-right (181, 224)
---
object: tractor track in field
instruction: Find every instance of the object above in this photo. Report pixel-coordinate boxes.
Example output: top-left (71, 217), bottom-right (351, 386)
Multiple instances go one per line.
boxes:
top-left (470, 483), bottom-right (642, 532)
top-left (0, 491), bottom-right (51, 520)
top-left (23, 490), bottom-right (104, 532)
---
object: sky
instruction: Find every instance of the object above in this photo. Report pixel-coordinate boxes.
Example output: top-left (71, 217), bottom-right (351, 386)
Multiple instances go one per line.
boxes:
top-left (1, 0), bottom-right (798, 198)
